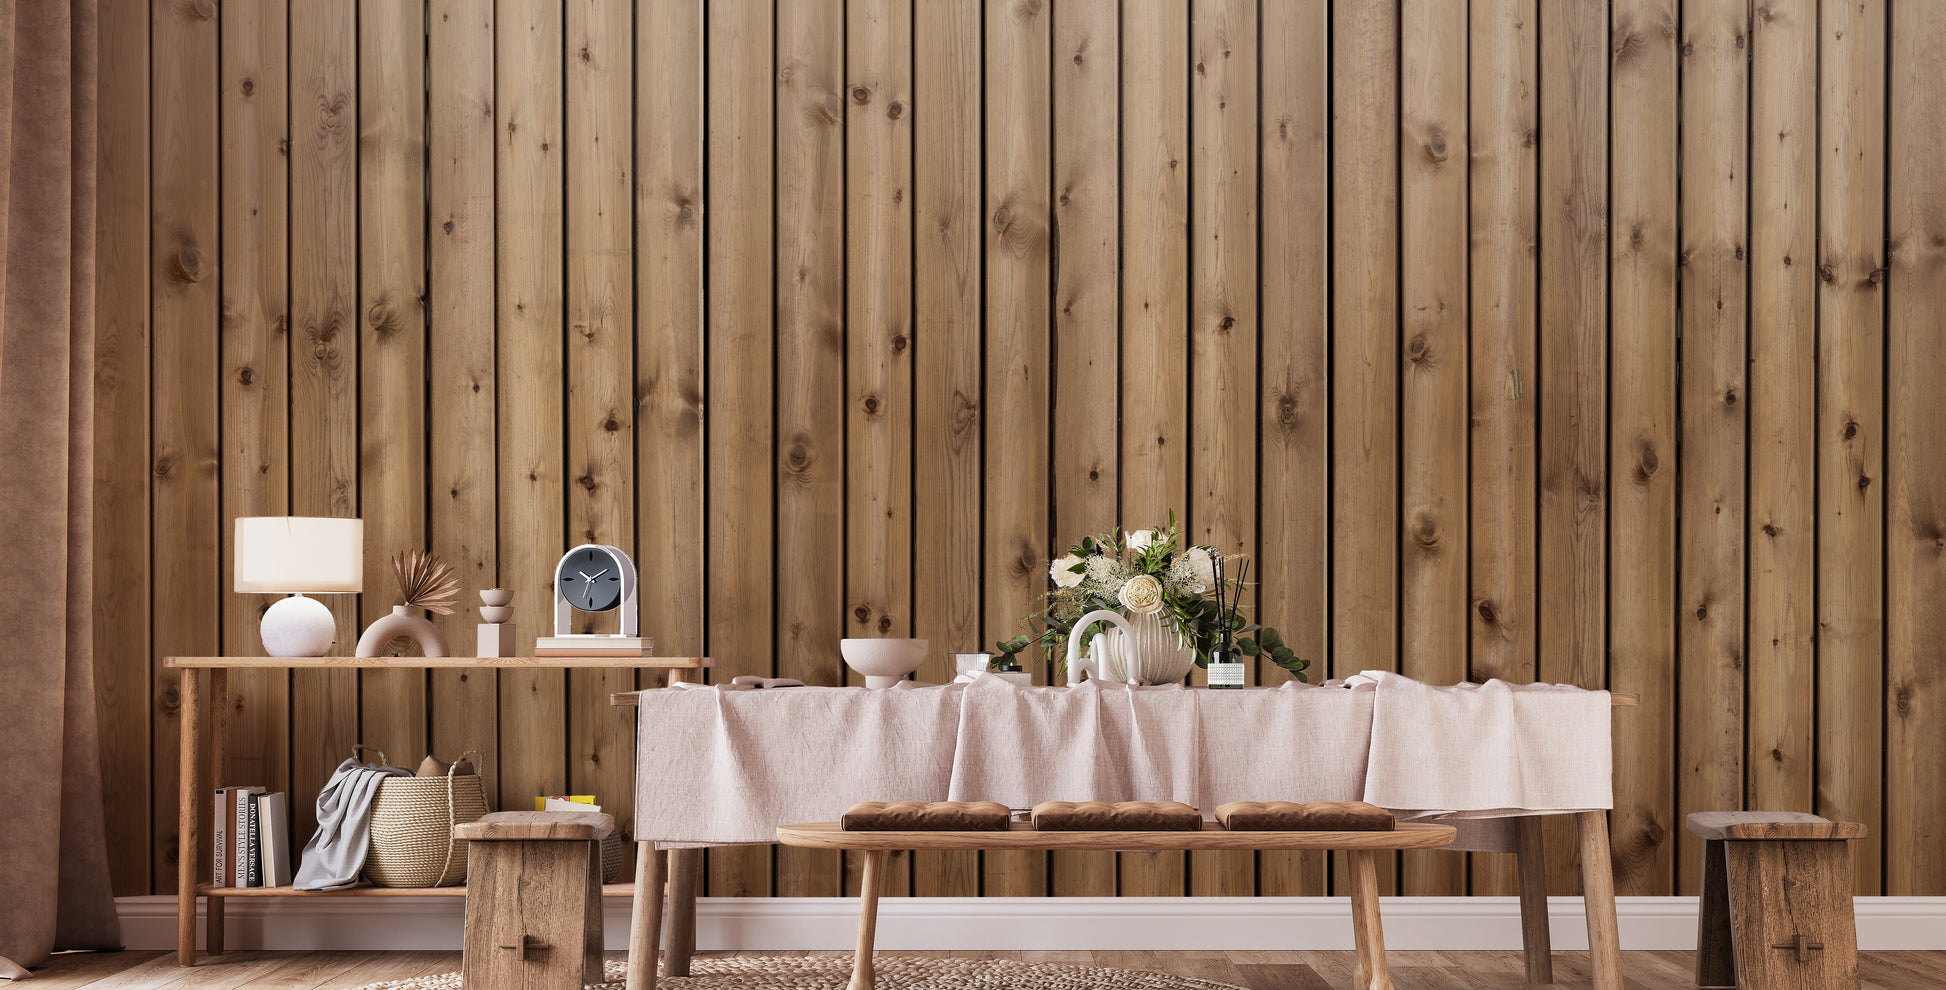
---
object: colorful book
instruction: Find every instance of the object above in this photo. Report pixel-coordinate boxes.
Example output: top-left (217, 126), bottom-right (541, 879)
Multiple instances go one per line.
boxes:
top-left (257, 791), bottom-right (293, 888)
top-left (244, 794), bottom-right (263, 887)
top-left (534, 795), bottom-right (601, 812)
top-left (233, 786), bottom-right (265, 887)
top-left (533, 636), bottom-right (653, 657)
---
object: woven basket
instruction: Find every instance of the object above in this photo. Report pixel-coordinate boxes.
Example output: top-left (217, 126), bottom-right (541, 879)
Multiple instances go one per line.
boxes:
top-left (360, 747), bottom-right (489, 888)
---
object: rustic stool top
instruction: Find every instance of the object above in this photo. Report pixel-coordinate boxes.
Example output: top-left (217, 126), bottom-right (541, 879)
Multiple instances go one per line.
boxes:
top-left (1685, 811), bottom-right (1867, 841)
top-left (454, 811), bottom-right (613, 841)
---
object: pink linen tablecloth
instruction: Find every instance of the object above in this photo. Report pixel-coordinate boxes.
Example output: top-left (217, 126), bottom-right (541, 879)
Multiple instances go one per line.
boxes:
top-left (629, 674), bottom-right (1609, 851)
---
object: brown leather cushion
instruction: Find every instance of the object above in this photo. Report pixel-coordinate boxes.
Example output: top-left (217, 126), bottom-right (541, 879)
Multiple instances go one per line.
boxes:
top-left (1031, 801), bottom-right (1203, 831)
top-left (1215, 801), bottom-right (1396, 831)
top-left (840, 801), bottom-right (1012, 831)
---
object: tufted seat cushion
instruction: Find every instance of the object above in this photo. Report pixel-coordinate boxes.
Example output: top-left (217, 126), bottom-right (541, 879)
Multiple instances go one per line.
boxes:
top-left (1030, 801), bottom-right (1203, 831)
top-left (1215, 800), bottom-right (1396, 831)
top-left (839, 800), bottom-right (1012, 831)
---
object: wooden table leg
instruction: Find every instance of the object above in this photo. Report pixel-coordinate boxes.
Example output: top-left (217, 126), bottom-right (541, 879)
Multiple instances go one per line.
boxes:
top-left (1514, 815), bottom-right (1552, 984)
top-left (1345, 849), bottom-right (1394, 990)
top-left (1576, 811), bottom-right (1623, 990)
top-left (849, 849), bottom-right (887, 990)
top-left (665, 848), bottom-right (700, 976)
top-left (176, 667), bottom-right (202, 966)
top-left (627, 842), bottom-right (666, 990)
top-left (205, 670), bottom-right (227, 957)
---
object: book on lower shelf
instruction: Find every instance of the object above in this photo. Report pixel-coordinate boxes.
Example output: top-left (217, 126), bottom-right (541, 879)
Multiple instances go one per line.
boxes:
top-left (212, 787), bottom-right (288, 888)
top-left (532, 636), bottom-right (654, 657)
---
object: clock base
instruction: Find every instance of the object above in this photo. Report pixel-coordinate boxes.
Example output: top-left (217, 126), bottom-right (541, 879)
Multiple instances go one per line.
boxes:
top-left (259, 594), bottom-right (338, 658)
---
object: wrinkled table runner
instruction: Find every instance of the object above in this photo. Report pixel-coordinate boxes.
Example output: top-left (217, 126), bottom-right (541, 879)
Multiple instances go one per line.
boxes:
top-left (630, 673), bottom-right (1610, 852)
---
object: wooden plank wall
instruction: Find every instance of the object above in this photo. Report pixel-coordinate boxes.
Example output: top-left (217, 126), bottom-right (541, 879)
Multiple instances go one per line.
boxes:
top-left (94, 0), bottom-right (1946, 899)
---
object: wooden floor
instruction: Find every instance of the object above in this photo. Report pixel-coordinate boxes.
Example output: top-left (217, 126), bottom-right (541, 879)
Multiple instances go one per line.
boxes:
top-left (26, 949), bottom-right (1946, 990)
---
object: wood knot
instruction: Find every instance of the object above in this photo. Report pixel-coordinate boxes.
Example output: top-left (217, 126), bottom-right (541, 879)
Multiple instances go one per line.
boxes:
top-left (887, 101), bottom-right (905, 119)
top-left (1818, 263), bottom-right (1835, 283)
top-left (1413, 515), bottom-right (1440, 549)
top-left (1218, 315), bottom-right (1236, 331)
top-left (862, 394), bottom-right (881, 416)
top-left (853, 605), bottom-right (871, 623)
top-left (168, 245), bottom-right (204, 283)
top-left (877, 615), bottom-right (893, 633)
top-left (1476, 601), bottom-right (1498, 625)
top-left (153, 454), bottom-right (174, 478)
top-left (1278, 393), bottom-right (1298, 427)
top-left (892, 334), bottom-right (908, 353)
top-left (1858, 475), bottom-right (1871, 489)
top-left (367, 302), bottom-right (397, 334)
top-left (991, 207), bottom-right (1012, 230)
top-left (1695, 603), bottom-right (1709, 621)
top-left (241, 77), bottom-right (255, 97)
top-left (578, 474), bottom-right (598, 492)
top-left (1635, 444), bottom-right (1660, 482)
top-left (442, 220), bottom-right (455, 234)
top-left (1423, 132), bottom-right (1448, 164)
top-left (852, 86), bottom-right (872, 104)
top-left (601, 415), bottom-right (622, 432)
top-left (1869, 267), bottom-right (1887, 284)
top-left (578, 46), bottom-right (592, 63)
top-left (237, 366), bottom-right (256, 387)
top-left (190, 0), bottom-right (216, 19)
top-left (1073, 52), bottom-right (1085, 66)
top-left (1761, 522), bottom-right (1779, 538)
top-left (1843, 419), bottom-right (1858, 440)
top-left (1407, 334), bottom-right (1430, 362)
top-left (1088, 468), bottom-right (1100, 481)
top-left (1724, 388), bottom-right (1737, 407)
top-left (677, 204), bottom-right (696, 223)
top-left (785, 442), bottom-right (811, 473)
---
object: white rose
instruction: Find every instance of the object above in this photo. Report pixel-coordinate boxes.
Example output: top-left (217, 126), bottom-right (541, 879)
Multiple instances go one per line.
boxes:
top-left (1049, 553), bottom-right (1086, 588)
top-left (1125, 528), bottom-right (1159, 553)
top-left (1118, 574), bottom-right (1165, 615)
top-left (1172, 546), bottom-right (1216, 594)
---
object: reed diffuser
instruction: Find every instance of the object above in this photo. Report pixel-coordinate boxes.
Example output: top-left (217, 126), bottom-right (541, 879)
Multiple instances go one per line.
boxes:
top-left (1207, 554), bottom-right (1247, 689)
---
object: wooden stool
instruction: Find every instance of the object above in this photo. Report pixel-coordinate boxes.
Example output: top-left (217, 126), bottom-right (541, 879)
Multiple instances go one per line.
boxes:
top-left (1688, 812), bottom-right (1866, 990)
top-left (455, 812), bottom-right (608, 990)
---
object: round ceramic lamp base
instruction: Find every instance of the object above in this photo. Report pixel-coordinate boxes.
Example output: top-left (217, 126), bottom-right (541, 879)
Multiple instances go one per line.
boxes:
top-left (260, 594), bottom-right (338, 657)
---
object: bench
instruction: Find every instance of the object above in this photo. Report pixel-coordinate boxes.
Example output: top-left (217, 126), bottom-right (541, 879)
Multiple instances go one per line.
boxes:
top-left (774, 820), bottom-right (1459, 990)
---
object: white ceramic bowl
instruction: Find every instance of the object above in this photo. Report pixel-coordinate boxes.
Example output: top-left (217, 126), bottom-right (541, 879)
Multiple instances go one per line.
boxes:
top-left (841, 638), bottom-right (930, 688)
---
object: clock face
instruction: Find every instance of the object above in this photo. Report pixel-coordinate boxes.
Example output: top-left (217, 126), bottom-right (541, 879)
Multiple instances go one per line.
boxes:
top-left (557, 545), bottom-right (625, 612)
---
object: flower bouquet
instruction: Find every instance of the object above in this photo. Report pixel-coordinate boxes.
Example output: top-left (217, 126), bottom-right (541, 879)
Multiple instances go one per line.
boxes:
top-left (1011, 512), bottom-right (1309, 682)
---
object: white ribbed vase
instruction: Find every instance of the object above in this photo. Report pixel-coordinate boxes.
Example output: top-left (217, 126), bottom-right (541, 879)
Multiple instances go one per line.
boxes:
top-left (1089, 610), bottom-right (1198, 685)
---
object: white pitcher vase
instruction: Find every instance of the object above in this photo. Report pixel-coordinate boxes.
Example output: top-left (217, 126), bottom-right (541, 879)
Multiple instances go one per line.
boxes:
top-left (1063, 608), bottom-right (1199, 685)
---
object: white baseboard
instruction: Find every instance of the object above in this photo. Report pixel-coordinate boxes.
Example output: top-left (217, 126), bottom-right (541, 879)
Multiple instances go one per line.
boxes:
top-left (115, 895), bottom-right (1946, 953)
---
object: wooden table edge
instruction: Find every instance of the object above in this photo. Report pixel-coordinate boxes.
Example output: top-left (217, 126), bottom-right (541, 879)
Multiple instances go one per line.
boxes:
top-left (773, 820), bottom-right (1459, 851)
top-left (166, 656), bottom-right (713, 668)
top-left (611, 688), bottom-right (1639, 706)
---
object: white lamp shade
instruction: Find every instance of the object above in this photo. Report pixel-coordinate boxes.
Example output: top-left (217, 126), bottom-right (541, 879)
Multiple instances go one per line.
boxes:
top-left (234, 516), bottom-right (364, 594)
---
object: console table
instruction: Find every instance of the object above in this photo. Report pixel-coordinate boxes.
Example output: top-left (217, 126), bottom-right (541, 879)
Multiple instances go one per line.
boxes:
top-left (163, 654), bottom-right (712, 966)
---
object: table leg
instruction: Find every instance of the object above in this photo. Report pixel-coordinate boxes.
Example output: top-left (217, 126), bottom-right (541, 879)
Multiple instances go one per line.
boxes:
top-left (1514, 815), bottom-right (1552, 984)
top-left (176, 667), bottom-right (202, 966)
top-left (627, 842), bottom-right (666, 990)
top-left (1345, 849), bottom-right (1394, 990)
top-left (205, 670), bottom-right (226, 957)
top-left (1694, 837), bottom-right (1735, 988)
top-left (1575, 811), bottom-right (1623, 990)
top-left (849, 849), bottom-right (887, 990)
top-left (665, 848), bottom-right (699, 976)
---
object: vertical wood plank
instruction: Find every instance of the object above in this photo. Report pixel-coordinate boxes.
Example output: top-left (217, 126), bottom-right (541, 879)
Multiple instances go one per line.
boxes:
top-left (1188, 0), bottom-right (1257, 898)
top-left (496, 0), bottom-right (567, 812)
top-left (911, 0), bottom-right (983, 899)
top-left (1257, 0), bottom-right (1330, 901)
top-left (707, 0), bottom-right (777, 899)
top-left (358, 0), bottom-right (429, 762)
top-left (1332, 0), bottom-right (1399, 897)
top-left (1117, 0), bottom-right (1190, 900)
top-left (1050, 0), bottom-right (1118, 899)
top-left (1608, 0), bottom-right (1678, 897)
top-left (1746, 0), bottom-right (1817, 833)
top-left (774, 0), bottom-right (844, 899)
top-left (636, 0), bottom-right (706, 661)
top-left (1887, 0), bottom-right (1946, 897)
top-left (1676, 0), bottom-right (1748, 897)
top-left (220, 0), bottom-right (291, 806)
top-left (1536, 0), bottom-right (1608, 896)
top-left (567, 0), bottom-right (638, 859)
top-left (428, 0), bottom-right (500, 796)
top-left (984, 0), bottom-right (1052, 899)
top-left (845, 0), bottom-right (917, 899)
top-left (1466, 0), bottom-right (1538, 898)
top-left (96, 0), bottom-right (152, 896)
top-left (150, 0), bottom-right (220, 894)
top-left (1400, 0), bottom-right (1469, 898)
top-left (1817, 0), bottom-right (1886, 895)
top-left (289, 0), bottom-right (360, 846)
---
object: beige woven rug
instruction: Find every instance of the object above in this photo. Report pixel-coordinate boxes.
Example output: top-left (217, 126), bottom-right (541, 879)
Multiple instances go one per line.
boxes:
top-left (356, 954), bottom-right (1247, 990)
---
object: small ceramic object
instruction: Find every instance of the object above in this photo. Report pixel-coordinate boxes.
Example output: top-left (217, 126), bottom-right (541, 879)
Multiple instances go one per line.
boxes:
top-left (841, 638), bottom-right (930, 688)
top-left (355, 604), bottom-right (450, 658)
top-left (477, 622), bottom-right (516, 658)
top-left (952, 652), bottom-right (992, 679)
top-left (1063, 608), bottom-right (1196, 685)
top-left (478, 605), bottom-right (513, 624)
top-left (480, 588), bottom-right (514, 608)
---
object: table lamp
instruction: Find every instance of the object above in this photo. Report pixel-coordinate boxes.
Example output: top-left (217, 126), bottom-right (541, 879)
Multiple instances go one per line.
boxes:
top-left (234, 516), bottom-right (363, 656)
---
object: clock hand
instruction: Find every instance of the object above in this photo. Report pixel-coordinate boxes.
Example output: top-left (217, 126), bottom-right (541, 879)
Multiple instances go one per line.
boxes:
top-left (588, 568), bottom-right (610, 580)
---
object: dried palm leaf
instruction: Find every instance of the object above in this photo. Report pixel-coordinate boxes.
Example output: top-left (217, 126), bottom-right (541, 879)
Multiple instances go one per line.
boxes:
top-left (393, 550), bottom-right (460, 615)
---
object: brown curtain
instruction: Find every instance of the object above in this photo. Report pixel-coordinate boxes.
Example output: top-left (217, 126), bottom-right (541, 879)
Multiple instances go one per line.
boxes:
top-left (0, 0), bottom-right (120, 977)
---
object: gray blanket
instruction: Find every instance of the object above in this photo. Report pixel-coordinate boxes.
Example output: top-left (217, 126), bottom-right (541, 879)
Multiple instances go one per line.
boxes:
top-left (293, 757), bottom-right (411, 891)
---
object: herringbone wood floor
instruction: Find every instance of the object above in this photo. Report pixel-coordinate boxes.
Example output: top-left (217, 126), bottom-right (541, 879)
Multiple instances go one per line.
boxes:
top-left (25, 949), bottom-right (1946, 989)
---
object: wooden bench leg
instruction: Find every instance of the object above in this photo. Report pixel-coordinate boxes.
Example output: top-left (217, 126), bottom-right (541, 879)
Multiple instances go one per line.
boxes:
top-left (665, 848), bottom-right (700, 976)
top-left (1514, 816), bottom-right (1552, 985)
top-left (1694, 838), bottom-right (1736, 988)
top-left (176, 666), bottom-right (202, 966)
top-left (850, 849), bottom-right (887, 990)
top-left (1346, 849), bottom-right (1394, 990)
top-left (1576, 811), bottom-right (1623, 990)
top-left (627, 842), bottom-right (666, 990)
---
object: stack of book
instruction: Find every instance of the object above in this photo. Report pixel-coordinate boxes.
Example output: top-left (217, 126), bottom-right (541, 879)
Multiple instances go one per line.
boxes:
top-left (212, 787), bottom-right (293, 888)
top-left (533, 636), bottom-right (653, 658)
